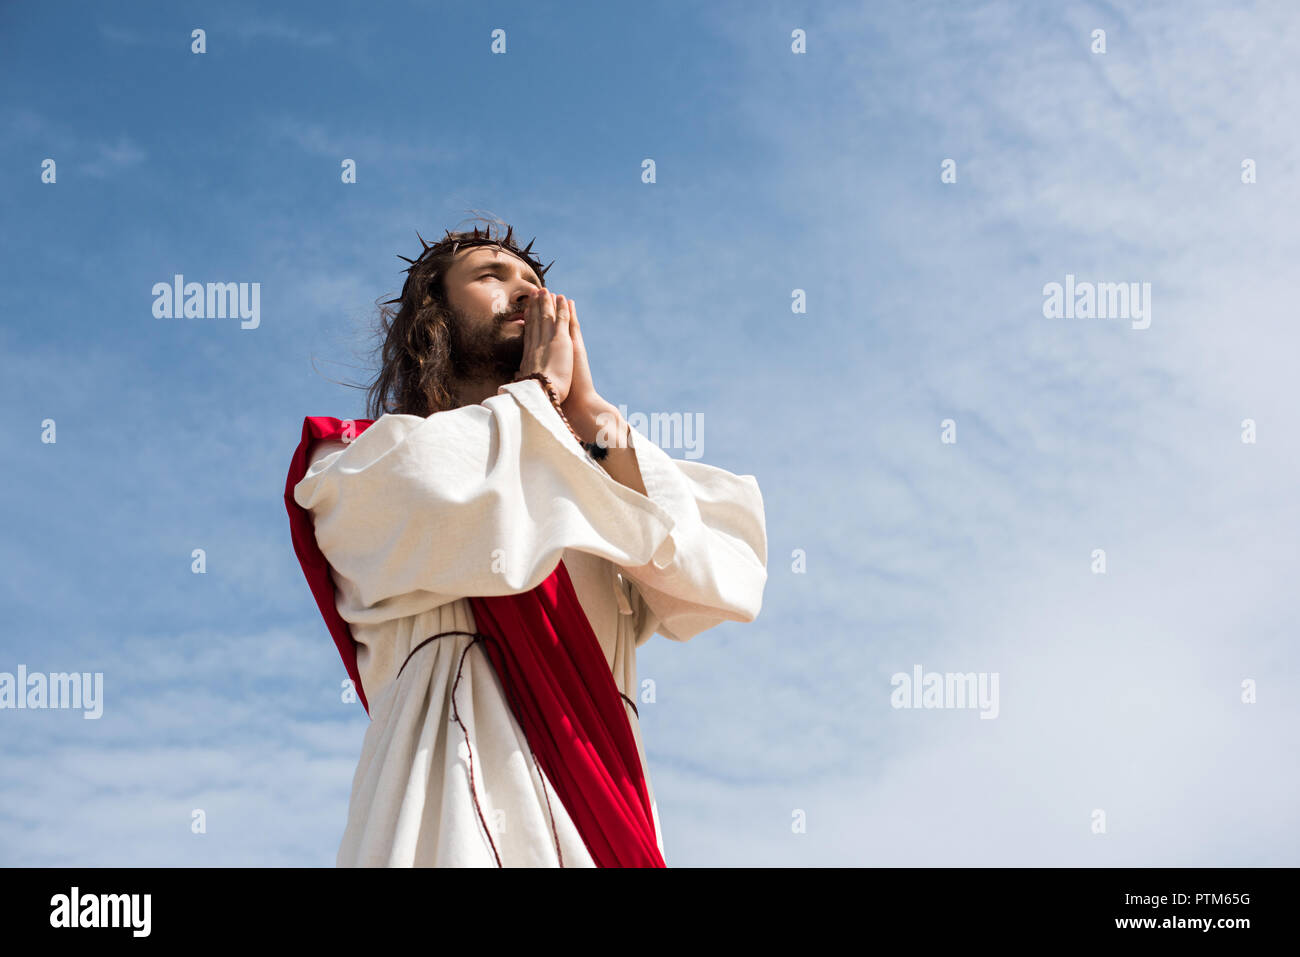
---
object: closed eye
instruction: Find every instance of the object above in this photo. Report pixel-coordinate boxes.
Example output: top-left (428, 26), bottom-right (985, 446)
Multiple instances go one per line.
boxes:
top-left (478, 266), bottom-right (540, 285)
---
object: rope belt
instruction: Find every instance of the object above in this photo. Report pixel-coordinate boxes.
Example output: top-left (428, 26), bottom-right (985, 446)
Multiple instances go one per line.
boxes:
top-left (397, 630), bottom-right (641, 714)
top-left (392, 629), bottom-right (641, 866)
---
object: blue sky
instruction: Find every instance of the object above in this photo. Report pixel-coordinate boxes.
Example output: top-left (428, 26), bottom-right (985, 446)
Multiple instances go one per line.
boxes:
top-left (2, 0), bottom-right (1297, 866)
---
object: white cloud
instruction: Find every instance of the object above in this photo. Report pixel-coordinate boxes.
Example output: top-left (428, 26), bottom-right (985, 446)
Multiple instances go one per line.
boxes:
top-left (82, 134), bottom-right (147, 178)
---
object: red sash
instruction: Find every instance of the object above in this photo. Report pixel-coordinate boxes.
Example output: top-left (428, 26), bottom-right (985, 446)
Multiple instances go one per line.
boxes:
top-left (284, 415), bottom-right (665, 867)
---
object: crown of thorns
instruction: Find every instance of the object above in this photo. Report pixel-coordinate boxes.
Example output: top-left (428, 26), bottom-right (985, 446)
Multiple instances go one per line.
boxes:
top-left (381, 224), bottom-right (554, 305)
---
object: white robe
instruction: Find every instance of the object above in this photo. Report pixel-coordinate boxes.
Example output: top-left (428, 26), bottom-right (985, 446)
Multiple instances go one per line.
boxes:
top-left (293, 377), bottom-right (768, 866)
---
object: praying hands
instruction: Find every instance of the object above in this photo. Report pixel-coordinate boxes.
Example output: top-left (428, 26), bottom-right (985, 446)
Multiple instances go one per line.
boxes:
top-left (516, 289), bottom-right (645, 496)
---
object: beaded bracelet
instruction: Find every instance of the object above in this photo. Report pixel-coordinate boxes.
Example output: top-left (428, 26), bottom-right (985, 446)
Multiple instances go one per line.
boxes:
top-left (513, 372), bottom-right (609, 460)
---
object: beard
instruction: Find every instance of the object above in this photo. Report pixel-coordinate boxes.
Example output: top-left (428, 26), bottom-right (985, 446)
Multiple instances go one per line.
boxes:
top-left (445, 303), bottom-right (524, 386)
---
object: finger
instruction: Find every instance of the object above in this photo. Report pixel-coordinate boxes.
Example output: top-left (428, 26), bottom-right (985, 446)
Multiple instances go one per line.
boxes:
top-left (530, 290), bottom-right (546, 354)
top-left (568, 299), bottom-right (582, 343)
top-left (554, 297), bottom-right (573, 340)
top-left (524, 289), bottom-right (538, 342)
top-left (550, 293), bottom-right (569, 343)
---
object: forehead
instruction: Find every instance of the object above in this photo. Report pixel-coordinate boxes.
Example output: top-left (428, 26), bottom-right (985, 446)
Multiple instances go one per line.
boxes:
top-left (451, 245), bottom-right (541, 284)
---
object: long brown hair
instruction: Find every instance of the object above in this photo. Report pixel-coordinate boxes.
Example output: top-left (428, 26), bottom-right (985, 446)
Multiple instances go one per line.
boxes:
top-left (363, 216), bottom-right (552, 419)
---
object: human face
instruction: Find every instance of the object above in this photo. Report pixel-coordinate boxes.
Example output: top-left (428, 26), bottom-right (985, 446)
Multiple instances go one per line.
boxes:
top-left (442, 246), bottom-right (544, 383)
top-left (444, 245), bottom-right (543, 329)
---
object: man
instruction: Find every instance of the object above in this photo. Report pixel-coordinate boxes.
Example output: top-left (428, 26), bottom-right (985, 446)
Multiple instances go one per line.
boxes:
top-left (287, 223), bottom-right (768, 866)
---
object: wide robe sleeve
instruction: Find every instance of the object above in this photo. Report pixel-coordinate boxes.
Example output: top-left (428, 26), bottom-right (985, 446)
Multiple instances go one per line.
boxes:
top-left (612, 424), bottom-right (768, 643)
top-left (292, 377), bottom-right (684, 626)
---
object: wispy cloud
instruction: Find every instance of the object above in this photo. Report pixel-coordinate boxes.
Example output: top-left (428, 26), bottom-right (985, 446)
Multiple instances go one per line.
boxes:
top-left (81, 134), bottom-right (147, 178)
top-left (261, 115), bottom-right (468, 167)
top-left (99, 23), bottom-right (151, 46)
top-left (639, 0), bottom-right (1300, 864)
top-left (99, 18), bottom-right (335, 51)
top-left (0, 622), bottom-right (367, 866)
top-left (233, 17), bottom-right (336, 48)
